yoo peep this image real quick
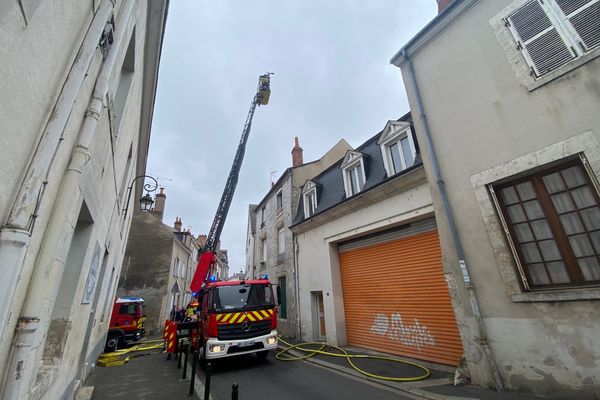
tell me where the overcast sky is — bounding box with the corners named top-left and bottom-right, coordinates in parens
top-left (147, 1), bottom-right (438, 274)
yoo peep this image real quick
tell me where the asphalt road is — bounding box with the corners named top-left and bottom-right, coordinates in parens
top-left (198, 350), bottom-right (416, 400)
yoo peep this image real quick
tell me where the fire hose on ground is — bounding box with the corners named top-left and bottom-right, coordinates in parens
top-left (276, 336), bottom-right (431, 382)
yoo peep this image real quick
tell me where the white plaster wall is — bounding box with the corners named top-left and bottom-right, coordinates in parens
top-left (399, 0), bottom-right (600, 395)
top-left (0, 1), bottom-right (157, 397)
top-left (0, 1), bottom-right (93, 225)
top-left (296, 178), bottom-right (434, 345)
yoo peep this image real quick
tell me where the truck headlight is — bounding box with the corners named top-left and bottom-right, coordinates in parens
top-left (266, 336), bottom-right (277, 345)
top-left (209, 344), bottom-right (224, 353)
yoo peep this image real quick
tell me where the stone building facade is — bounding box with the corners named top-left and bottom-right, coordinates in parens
top-left (246, 138), bottom-right (351, 338)
top-left (119, 196), bottom-right (199, 334)
top-left (0, 1), bottom-right (168, 398)
top-left (392, 0), bottom-right (600, 396)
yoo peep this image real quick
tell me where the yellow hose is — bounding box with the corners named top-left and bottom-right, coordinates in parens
top-left (276, 337), bottom-right (431, 382)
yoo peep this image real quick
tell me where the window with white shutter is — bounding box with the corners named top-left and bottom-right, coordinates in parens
top-left (504, 0), bottom-right (600, 78)
top-left (555, 0), bottom-right (600, 51)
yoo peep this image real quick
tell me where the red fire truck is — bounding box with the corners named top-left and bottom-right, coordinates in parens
top-left (105, 296), bottom-right (146, 352)
top-left (196, 278), bottom-right (278, 362)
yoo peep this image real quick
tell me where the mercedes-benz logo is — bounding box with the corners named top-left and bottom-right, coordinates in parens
top-left (241, 321), bottom-right (251, 332)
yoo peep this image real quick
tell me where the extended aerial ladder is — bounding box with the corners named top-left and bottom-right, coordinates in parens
top-left (190, 73), bottom-right (272, 292)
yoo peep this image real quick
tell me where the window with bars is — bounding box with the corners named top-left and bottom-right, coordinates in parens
top-left (492, 158), bottom-right (600, 289)
top-left (504, 0), bottom-right (600, 78)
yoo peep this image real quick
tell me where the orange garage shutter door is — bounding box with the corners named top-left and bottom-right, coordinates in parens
top-left (339, 229), bottom-right (463, 366)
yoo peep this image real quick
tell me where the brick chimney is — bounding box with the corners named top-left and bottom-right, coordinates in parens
top-left (437, 0), bottom-right (453, 13)
top-left (153, 187), bottom-right (166, 222)
top-left (174, 217), bottom-right (182, 232)
top-left (291, 137), bottom-right (303, 167)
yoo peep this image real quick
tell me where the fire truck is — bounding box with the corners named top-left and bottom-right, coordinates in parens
top-left (196, 278), bottom-right (278, 361)
top-left (185, 73), bottom-right (277, 363)
top-left (105, 296), bottom-right (146, 352)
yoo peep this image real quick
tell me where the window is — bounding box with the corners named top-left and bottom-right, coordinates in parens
top-left (378, 121), bottom-right (417, 177)
top-left (491, 158), bottom-right (600, 289)
top-left (112, 29), bottom-right (135, 132)
top-left (504, 0), bottom-right (600, 78)
top-left (276, 190), bottom-right (283, 211)
top-left (341, 151), bottom-right (367, 197)
top-left (260, 206), bottom-right (265, 227)
top-left (278, 277), bottom-right (287, 319)
top-left (277, 227), bottom-right (285, 263)
top-left (261, 238), bottom-right (267, 265)
top-left (302, 181), bottom-right (318, 217)
top-left (173, 257), bottom-right (180, 277)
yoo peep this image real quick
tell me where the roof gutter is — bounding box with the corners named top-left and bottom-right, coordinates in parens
top-left (400, 48), bottom-right (503, 391)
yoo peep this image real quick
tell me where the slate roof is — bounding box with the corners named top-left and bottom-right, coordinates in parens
top-left (292, 112), bottom-right (420, 226)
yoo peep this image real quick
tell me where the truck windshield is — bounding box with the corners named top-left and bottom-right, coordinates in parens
top-left (212, 284), bottom-right (274, 311)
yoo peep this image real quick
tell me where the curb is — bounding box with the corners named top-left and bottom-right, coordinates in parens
top-left (276, 345), bottom-right (474, 400)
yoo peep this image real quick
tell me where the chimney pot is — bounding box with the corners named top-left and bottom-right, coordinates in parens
top-left (291, 136), bottom-right (304, 167)
top-left (174, 216), bottom-right (182, 231)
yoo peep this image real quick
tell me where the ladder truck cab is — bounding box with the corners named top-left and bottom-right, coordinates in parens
top-left (105, 296), bottom-right (146, 352)
top-left (198, 277), bottom-right (277, 361)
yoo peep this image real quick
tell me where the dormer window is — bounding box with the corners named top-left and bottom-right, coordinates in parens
top-left (341, 151), bottom-right (367, 197)
top-left (378, 121), bottom-right (417, 177)
top-left (302, 181), bottom-right (318, 217)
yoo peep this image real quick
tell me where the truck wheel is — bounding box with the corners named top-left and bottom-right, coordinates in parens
top-left (256, 350), bottom-right (269, 361)
top-left (105, 334), bottom-right (121, 353)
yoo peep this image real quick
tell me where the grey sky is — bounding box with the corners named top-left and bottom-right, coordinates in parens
top-left (147, 1), bottom-right (437, 274)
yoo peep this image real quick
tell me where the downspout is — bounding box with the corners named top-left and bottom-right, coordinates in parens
top-left (0, 0), bottom-right (116, 349)
top-left (2, 1), bottom-right (138, 398)
top-left (400, 48), bottom-right (503, 391)
top-left (293, 236), bottom-right (302, 340)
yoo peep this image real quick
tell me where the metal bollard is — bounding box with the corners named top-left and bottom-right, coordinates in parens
top-left (178, 341), bottom-right (182, 369)
top-left (204, 363), bottom-right (212, 400)
top-left (189, 349), bottom-right (198, 397)
top-left (231, 383), bottom-right (239, 400)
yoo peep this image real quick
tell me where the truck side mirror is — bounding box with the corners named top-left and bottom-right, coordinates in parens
top-left (276, 286), bottom-right (282, 305)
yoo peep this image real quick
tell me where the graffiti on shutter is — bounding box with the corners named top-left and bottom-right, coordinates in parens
top-left (370, 312), bottom-right (436, 352)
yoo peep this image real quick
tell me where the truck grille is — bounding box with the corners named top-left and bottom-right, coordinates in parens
top-left (217, 320), bottom-right (271, 340)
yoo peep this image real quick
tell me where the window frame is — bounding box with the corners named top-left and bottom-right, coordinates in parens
top-left (503, 0), bottom-right (600, 79)
top-left (261, 237), bottom-right (267, 264)
top-left (277, 226), bottom-right (285, 263)
top-left (378, 123), bottom-right (417, 177)
top-left (490, 157), bottom-right (600, 290)
top-left (303, 181), bottom-right (318, 217)
top-left (276, 189), bottom-right (283, 212)
top-left (341, 151), bottom-right (367, 197)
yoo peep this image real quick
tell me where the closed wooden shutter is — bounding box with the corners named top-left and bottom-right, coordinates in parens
top-left (555, 0), bottom-right (600, 51)
top-left (506, 0), bottom-right (576, 76)
top-left (339, 229), bottom-right (463, 366)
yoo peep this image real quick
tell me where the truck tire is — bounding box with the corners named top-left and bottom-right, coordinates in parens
top-left (105, 333), bottom-right (121, 353)
top-left (256, 350), bottom-right (269, 361)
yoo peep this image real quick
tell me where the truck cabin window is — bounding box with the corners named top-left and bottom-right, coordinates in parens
top-left (212, 284), bottom-right (274, 311)
top-left (119, 304), bottom-right (141, 316)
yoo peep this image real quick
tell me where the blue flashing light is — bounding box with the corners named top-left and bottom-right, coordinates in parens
top-left (208, 275), bottom-right (217, 282)
top-left (259, 274), bottom-right (269, 280)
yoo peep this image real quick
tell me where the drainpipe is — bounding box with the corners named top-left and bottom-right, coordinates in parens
top-left (401, 49), bottom-right (504, 391)
top-left (0, 0), bottom-right (116, 350)
top-left (2, 1), bottom-right (137, 398)
top-left (293, 236), bottom-right (302, 340)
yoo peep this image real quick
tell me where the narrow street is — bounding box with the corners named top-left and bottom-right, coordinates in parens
top-left (197, 350), bottom-right (417, 400)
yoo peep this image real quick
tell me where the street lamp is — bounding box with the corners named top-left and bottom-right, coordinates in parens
top-left (122, 175), bottom-right (158, 219)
